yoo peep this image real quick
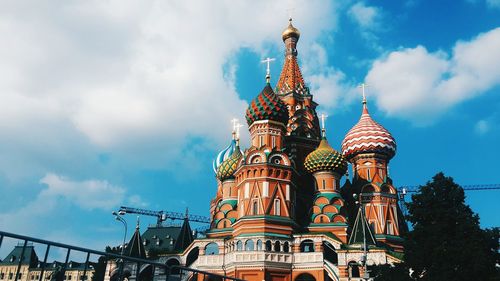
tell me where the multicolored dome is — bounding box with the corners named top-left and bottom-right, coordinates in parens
top-left (216, 148), bottom-right (243, 181)
top-left (305, 137), bottom-right (347, 174)
top-left (282, 18), bottom-right (300, 41)
top-left (213, 138), bottom-right (242, 173)
top-left (341, 102), bottom-right (396, 160)
top-left (245, 83), bottom-right (289, 126)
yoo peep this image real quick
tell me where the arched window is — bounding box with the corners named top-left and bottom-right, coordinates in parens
top-left (348, 261), bottom-right (360, 278)
top-left (300, 240), bottom-right (315, 252)
top-left (265, 240), bottom-right (272, 251)
top-left (283, 242), bottom-right (290, 253)
top-left (252, 200), bottom-right (258, 215)
top-left (386, 221), bottom-right (394, 235)
top-left (274, 241), bottom-right (281, 252)
top-left (322, 179), bottom-right (326, 189)
top-left (271, 136), bottom-right (276, 148)
top-left (256, 240), bottom-right (263, 251)
top-left (367, 168), bottom-right (371, 181)
top-left (274, 199), bottom-right (281, 216)
top-left (205, 243), bottom-right (219, 255)
top-left (245, 240), bottom-right (254, 251)
top-left (236, 240), bottom-right (243, 251)
top-left (295, 273), bottom-right (315, 281)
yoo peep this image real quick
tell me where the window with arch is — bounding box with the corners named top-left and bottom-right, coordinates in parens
top-left (236, 240), bottom-right (243, 251)
top-left (256, 240), bottom-right (263, 251)
top-left (265, 240), bottom-right (272, 251)
top-left (271, 136), bottom-right (276, 148)
top-left (367, 168), bottom-right (371, 181)
top-left (259, 135), bottom-right (263, 147)
top-left (205, 243), bottom-right (219, 255)
top-left (387, 221), bottom-right (394, 235)
top-left (245, 240), bottom-right (254, 251)
top-left (348, 261), bottom-right (360, 278)
top-left (274, 241), bottom-right (280, 252)
top-left (283, 241), bottom-right (290, 253)
top-left (274, 199), bottom-right (281, 216)
top-left (252, 200), bottom-right (258, 215)
top-left (322, 179), bottom-right (326, 189)
top-left (295, 273), bottom-right (315, 281)
top-left (370, 221), bottom-right (376, 234)
top-left (300, 240), bottom-right (315, 252)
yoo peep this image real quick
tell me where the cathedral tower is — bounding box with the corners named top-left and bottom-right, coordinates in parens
top-left (341, 88), bottom-right (404, 250)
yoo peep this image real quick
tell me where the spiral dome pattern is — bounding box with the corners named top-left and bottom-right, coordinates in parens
top-left (305, 137), bottom-right (347, 174)
top-left (216, 148), bottom-right (243, 181)
top-left (341, 104), bottom-right (396, 160)
top-left (245, 83), bottom-right (289, 126)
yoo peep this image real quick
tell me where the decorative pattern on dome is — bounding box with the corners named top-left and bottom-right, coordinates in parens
top-left (213, 139), bottom-right (241, 173)
top-left (245, 84), bottom-right (289, 126)
top-left (216, 148), bottom-right (243, 181)
top-left (341, 104), bottom-right (396, 160)
top-left (275, 56), bottom-right (306, 96)
top-left (304, 137), bottom-right (347, 174)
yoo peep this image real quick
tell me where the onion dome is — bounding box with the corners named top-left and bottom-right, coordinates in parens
top-left (245, 83), bottom-right (289, 126)
top-left (213, 138), bottom-right (242, 173)
top-left (305, 137), bottom-right (348, 174)
top-left (282, 18), bottom-right (300, 41)
top-left (216, 148), bottom-right (243, 181)
top-left (341, 100), bottom-right (396, 160)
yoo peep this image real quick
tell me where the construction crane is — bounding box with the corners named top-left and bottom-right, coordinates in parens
top-left (118, 206), bottom-right (211, 227)
top-left (396, 183), bottom-right (500, 216)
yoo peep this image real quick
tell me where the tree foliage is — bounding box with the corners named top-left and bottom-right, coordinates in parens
top-left (373, 172), bottom-right (499, 281)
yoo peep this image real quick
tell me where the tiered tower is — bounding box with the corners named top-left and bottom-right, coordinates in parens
top-left (341, 88), bottom-right (404, 250)
top-left (195, 20), bottom-right (406, 281)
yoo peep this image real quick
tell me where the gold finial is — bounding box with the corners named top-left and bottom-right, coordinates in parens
top-left (282, 18), bottom-right (300, 41)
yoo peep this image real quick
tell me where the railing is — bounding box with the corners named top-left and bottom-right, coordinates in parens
top-left (0, 231), bottom-right (244, 281)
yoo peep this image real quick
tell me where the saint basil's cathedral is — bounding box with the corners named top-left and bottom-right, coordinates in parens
top-left (186, 19), bottom-right (407, 281)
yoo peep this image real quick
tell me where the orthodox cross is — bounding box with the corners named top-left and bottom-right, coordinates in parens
top-left (320, 113), bottom-right (328, 137)
top-left (231, 118), bottom-right (239, 132)
top-left (286, 8), bottom-right (295, 20)
top-left (261, 57), bottom-right (276, 83)
top-left (358, 83), bottom-right (368, 103)
top-left (235, 123), bottom-right (243, 141)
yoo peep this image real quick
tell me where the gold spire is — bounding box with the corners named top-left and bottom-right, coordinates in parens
top-left (282, 18), bottom-right (300, 42)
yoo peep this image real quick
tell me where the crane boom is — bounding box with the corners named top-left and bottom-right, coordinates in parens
top-left (398, 183), bottom-right (500, 194)
top-left (118, 206), bottom-right (210, 226)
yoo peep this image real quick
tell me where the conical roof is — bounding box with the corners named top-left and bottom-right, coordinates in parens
top-left (173, 218), bottom-right (194, 252)
top-left (304, 137), bottom-right (347, 174)
top-left (245, 83), bottom-right (289, 126)
top-left (125, 225), bottom-right (147, 259)
top-left (341, 101), bottom-right (396, 160)
top-left (349, 206), bottom-right (377, 246)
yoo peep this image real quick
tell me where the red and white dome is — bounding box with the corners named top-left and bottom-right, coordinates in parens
top-left (341, 101), bottom-right (396, 160)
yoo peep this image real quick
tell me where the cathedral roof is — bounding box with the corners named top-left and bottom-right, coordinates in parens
top-left (216, 146), bottom-right (242, 181)
top-left (125, 224), bottom-right (147, 259)
top-left (213, 138), bottom-right (241, 173)
top-left (341, 100), bottom-right (396, 160)
top-left (304, 137), bottom-right (347, 174)
top-left (348, 205), bottom-right (377, 246)
top-left (282, 18), bottom-right (300, 41)
top-left (245, 83), bottom-right (289, 126)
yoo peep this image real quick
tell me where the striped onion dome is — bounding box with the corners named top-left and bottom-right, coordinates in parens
top-left (305, 137), bottom-right (347, 174)
top-left (341, 101), bottom-right (396, 160)
top-left (245, 83), bottom-right (289, 126)
top-left (213, 138), bottom-right (242, 173)
top-left (216, 147), bottom-right (243, 181)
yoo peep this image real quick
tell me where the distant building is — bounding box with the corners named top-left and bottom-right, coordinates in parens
top-left (103, 218), bottom-right (194, 281)
top-left (0, 245), bottom-right (95, 281)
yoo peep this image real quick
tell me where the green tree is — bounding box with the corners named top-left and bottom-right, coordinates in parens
top-left (374, 172), bottom-right (499, 281)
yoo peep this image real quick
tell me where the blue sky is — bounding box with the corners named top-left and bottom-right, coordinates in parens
top-left (0, 0), bottom-right (499, 252)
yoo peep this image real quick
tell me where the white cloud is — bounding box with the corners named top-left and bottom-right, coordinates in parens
top-left (0, 1), bottom-right (339, 181)
top-left (365, 27), bottom-right (500, 125)
top-left (348, 2), bottom-right (381, 29)
top-left (475, 120), bottom-right (490, 135)
top-left (39, 173), bottom-right (126, 210)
